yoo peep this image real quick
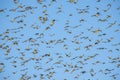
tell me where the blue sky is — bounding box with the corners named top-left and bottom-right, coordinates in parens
top-left (0, 0), bottom-right (120, 80)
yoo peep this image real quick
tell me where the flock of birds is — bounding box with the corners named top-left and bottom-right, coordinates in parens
top-left (0, 0), bottom-right (120, 80)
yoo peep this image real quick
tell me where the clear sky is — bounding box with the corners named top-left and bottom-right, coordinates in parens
top-left (0, 0), bottom-right (120, 80)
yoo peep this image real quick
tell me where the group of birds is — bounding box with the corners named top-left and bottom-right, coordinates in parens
top-left (0, 0), bottom-right (120, 80)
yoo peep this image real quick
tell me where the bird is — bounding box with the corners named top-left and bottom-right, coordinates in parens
top-left (0, 0), bottom-right (120, 80)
